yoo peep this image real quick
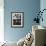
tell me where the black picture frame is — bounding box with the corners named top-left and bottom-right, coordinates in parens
top-left (11, 12), bottom-right (24, 28)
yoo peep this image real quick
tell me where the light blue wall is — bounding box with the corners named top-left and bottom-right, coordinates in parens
top-left (40, 0), bottom-right (46, 27)
top-left (4, 0), bottom-right (40, 42)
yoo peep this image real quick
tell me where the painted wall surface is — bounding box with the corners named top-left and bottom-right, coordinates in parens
top-left (4, 0), bottom-right (40, 42)
top-left (0, 0), bottom-right (4, 42)
top-left (40, 0), bottom-right (46, 27)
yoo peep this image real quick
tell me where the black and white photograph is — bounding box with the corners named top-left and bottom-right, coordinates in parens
top-left (11, 12), bottom-right (24, 28)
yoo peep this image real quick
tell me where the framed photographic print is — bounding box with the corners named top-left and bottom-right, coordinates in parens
top-left (11, 12), bottom-right (24, 28)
